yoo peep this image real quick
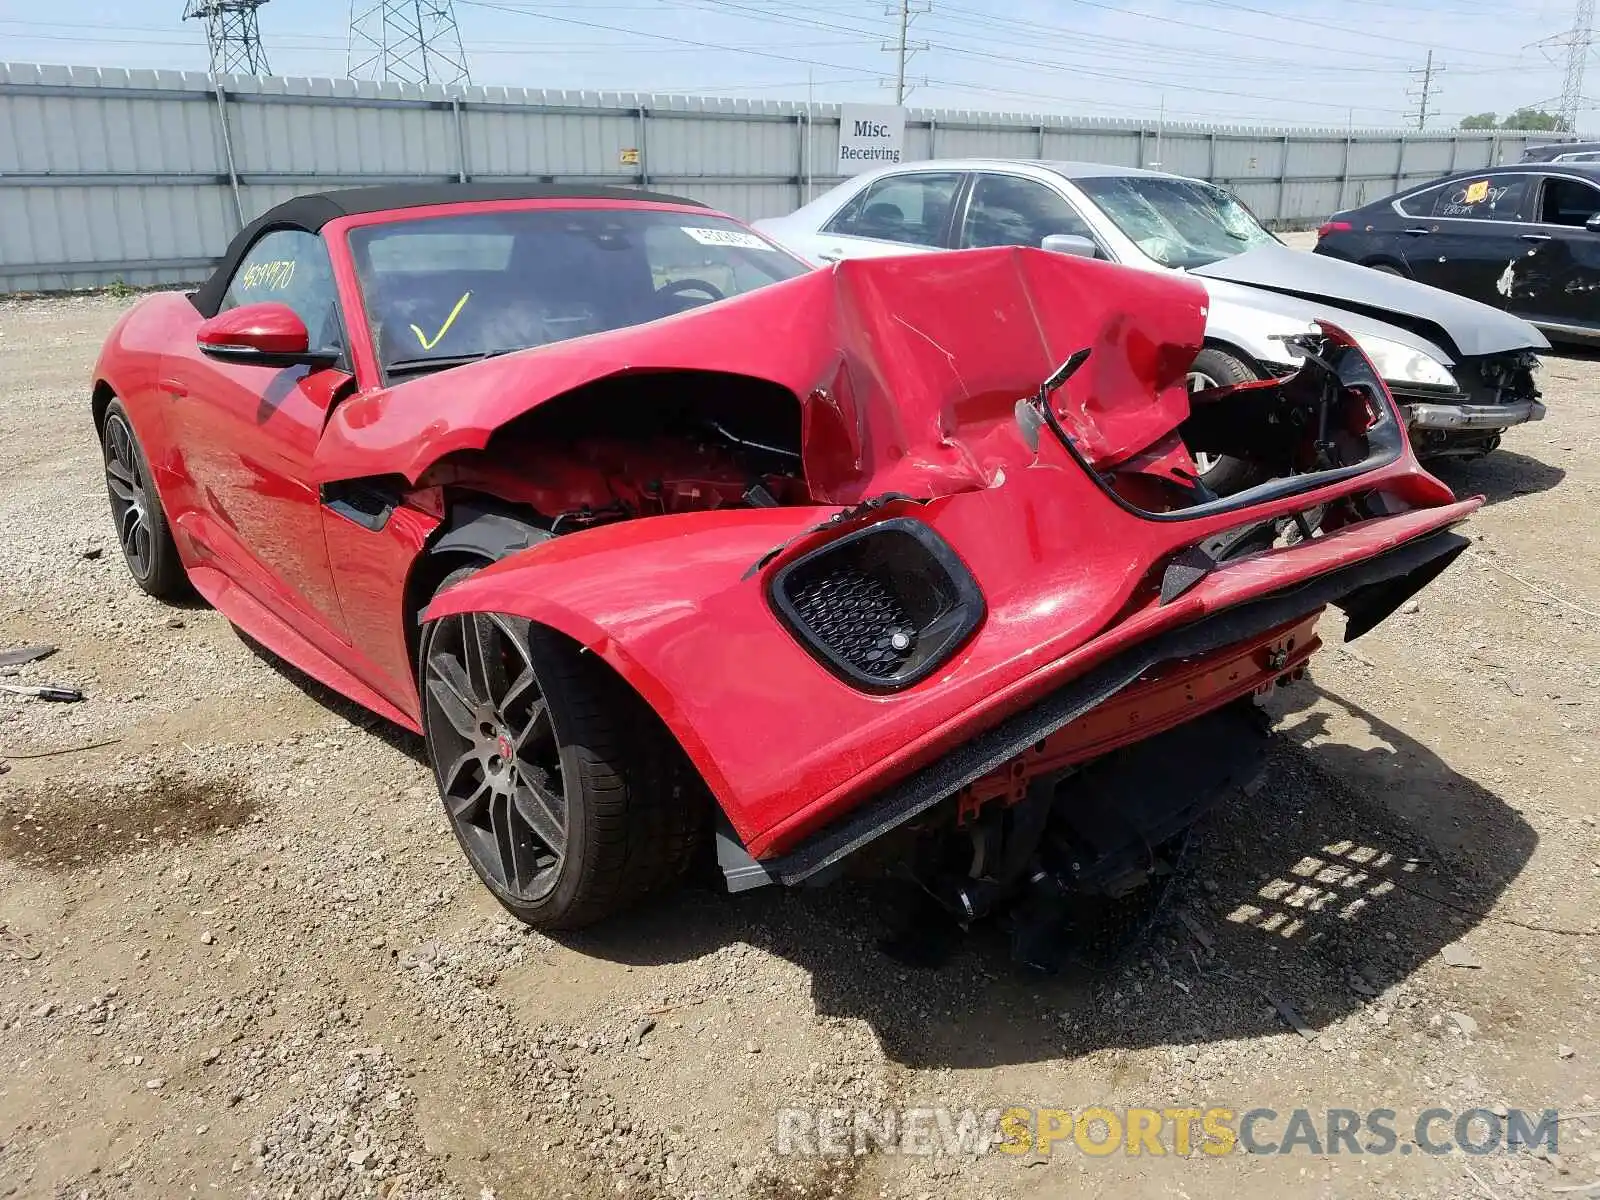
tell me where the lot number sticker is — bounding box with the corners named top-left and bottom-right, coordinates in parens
top-left (681, 227), bottom-right (776, 250)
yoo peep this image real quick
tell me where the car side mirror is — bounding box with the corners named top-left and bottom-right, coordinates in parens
top-left (1586, 213), bottom-right (1600, 232)
top-left (1040, 233), bottom-right (1099, 259)
top-left (197, 301), bottom-right (339, 369)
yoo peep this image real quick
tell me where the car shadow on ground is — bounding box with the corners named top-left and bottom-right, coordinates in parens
top-left (1429, 450), bottom-right (1565, 507)
top-left (234, 631), bottom-right (430, 764)
top-left (1539, 342), bottom-right (1600, 364)
top-left (558, 676), bottom-right (1536, 1071)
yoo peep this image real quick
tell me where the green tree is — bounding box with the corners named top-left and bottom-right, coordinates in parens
top-left (1499, 108), bottom-right (1571, 131)
top-left (1459, 111), bottom-right (1498, 130)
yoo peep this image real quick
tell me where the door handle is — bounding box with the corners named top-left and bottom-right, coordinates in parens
top-left (158, 378), bottom-right (188, 397)
top-left (1520, 233), bottom-right (1552, 242)
top-left (815, 249), bottom-right (843, 263)
top-left (1402, 226), bottom-right (1433, 236)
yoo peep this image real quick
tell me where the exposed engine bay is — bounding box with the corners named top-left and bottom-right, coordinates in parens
top-left (418, 325), bottom-right (1406, 549)
top-left (418, 372), bottom-right (810, 531)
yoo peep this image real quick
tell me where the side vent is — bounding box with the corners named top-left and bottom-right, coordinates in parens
top-left (770, 517), bottom-right (984, 691)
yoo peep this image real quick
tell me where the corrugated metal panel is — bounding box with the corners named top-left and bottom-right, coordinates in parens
top-left (1, 61), bottom-right (1584, 290)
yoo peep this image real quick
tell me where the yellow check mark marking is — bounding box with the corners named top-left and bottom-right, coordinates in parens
top-left (410, 291), bottom-right (471, 350)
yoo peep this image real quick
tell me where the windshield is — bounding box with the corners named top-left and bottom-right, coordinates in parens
top-left (1075, 176), bottom-right (1279, 269)
top-left (348, 207), bottom-right (810, 377)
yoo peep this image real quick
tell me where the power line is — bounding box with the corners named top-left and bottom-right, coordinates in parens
top-left (459, 0), bottom-right (1443, 121)
top-left (1173, 0), bottom-right (1534, 62)
top-left (1407, 49), bottom-right (1445, 129)
top-left (935, 0), bottom-right (1518, 68)
top-left (675, 0), bottom-right (1427, 112)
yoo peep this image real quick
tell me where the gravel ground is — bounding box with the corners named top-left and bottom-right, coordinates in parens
top-left (1, 292), bottom-right (1598, 1200)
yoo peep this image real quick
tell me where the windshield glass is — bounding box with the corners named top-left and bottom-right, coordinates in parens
top-left (348, 207), bottom-right (810, 376)
top-left (1075, 176), bottom-right (1279, 268)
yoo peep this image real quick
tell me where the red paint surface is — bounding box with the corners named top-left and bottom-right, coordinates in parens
top-left (957, 613), bottom-right (1321, 817)
top-left (312, 244), bottom-right (1205, 498)
top-left (90, 194), bottom-right (1480, 859)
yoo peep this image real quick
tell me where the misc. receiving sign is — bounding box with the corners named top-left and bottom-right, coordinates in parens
top-left (838, 104), bottom-right (906, 175)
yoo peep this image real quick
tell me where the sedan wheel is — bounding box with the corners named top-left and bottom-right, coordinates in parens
top-left (423, 610), bottom-right (568, 903)
top-left (1183, 348), bottom-right (1271, 496)
top-left (1184, 370), bottom-right (1222, 475)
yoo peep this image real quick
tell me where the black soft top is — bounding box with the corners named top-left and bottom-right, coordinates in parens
top-left (191, 183), bottom-right (708, 316)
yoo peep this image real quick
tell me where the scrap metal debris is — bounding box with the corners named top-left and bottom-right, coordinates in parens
top-left (1177, 909), bottom-right (1216, 953)
top-left (0, 924), bottom-right (42, 961)
top-left (1441, 940), bottom-right (1485, 969)
top-left (1264, 991), bottom-right (1319, 1042)
top-left (0, 683), bottom-right (84, 703)
top-left (0, 644), bottom-right (56, 668)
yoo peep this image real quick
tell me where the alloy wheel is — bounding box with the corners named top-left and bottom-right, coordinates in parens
top-left (423, 611), bottom-right (568, 902)
top-left (103, 413), bottom-right (153, 580)
top-left (1184, 370), bottom-right (1220, 475)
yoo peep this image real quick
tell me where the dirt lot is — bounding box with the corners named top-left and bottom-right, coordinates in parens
top-left (1, 293), bottom-right (1597, 1200)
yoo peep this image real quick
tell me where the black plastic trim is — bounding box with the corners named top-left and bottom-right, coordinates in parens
top-left (433, 501), bottom-right (551, 562)
top-left (321, 480), bottom-right (398, 531)
top-left (760, 526), bottom-right (1470, 886)
top-left (768, 516), bottom-right (985, 692)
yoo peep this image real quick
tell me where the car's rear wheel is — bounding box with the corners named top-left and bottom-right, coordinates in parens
top-left (420, 581), bottom-right (703, 929)
top-left (101, 399), bottom-right (187, 600)
top-left (1186, 348), bottom-right (1270, 496)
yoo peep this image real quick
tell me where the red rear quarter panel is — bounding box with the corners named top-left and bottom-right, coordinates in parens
top-left (93, 291), bottom-right (203, 494)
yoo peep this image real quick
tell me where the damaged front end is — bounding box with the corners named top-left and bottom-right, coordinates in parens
top-left (412, 247), bottom-right (1478, 954)
top-left (1400, 347), bottom-right (1545, 460)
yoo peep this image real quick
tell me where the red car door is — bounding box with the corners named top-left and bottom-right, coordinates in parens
top-left (160, 229), bottom-right (353, 641)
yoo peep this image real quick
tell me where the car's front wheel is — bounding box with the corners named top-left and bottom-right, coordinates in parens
top-left (419, 594), bottom-right (704, 930)
top-left (1186, 348), bottom-right (1270, 496)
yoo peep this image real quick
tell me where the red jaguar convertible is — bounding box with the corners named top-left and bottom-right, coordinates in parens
top-left (91, 184), bottom-right (1477, 942)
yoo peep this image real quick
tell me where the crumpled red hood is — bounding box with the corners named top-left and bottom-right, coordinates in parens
top-left (314, 246), bottom-right (1207, 502)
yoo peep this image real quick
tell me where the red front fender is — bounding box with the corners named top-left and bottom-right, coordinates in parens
top-left (421, 448), bottom-right (1479, 859)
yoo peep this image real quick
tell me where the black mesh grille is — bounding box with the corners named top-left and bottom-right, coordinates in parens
top-left (787, 565), bottom-right (916, 679)
top-left (770, 517), bottom-right (985, 691)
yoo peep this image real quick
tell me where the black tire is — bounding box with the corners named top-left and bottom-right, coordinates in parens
top-left (420, 570), bottom-right (704, 930)
top-left (1185, 347), bottom-right (1270, 496)
top-left (1367, 263), bottom-right (1406, 277)
top-left (100, 398), bottom-right (187, 600)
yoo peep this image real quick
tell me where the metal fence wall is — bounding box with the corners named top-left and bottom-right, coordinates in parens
top-left (0, 61), bottom-right (1558, 292)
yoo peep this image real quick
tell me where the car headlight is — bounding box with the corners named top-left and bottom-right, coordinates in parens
top-left (1353, 334), bottom-right (1458, 390)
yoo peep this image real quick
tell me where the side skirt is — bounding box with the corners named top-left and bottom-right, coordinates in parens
top-left (187, 564), bottom-right (422, 733)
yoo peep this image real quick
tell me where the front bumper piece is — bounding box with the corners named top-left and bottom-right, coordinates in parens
top-left (720, 525), bottom-right (1470, 891)
top-left (1405, 399), bottom-right (1546, 431)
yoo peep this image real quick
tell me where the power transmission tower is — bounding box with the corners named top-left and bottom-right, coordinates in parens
top-left (1560, 0), bottom-right (1595, 130)
top-left (347, 0), bottom-right (471, 86)
top-left (881, 0), bottom-right (929, 104)
top-left (184, 0), bottom-right (272, 77)
top-left (1531, 0), bottom-right (1595, 131)
top-left (1406, 49), bottom-right (1444, 130)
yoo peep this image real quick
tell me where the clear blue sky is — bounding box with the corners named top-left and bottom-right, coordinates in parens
top-left (0, 0), bottom-right (1587, 129)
